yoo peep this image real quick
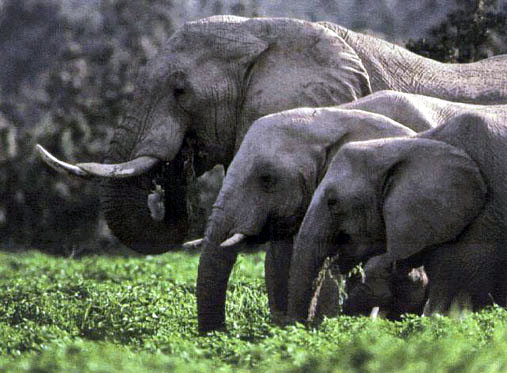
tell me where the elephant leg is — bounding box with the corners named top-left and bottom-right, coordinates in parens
top-left (265, 239), bottom-right (293, 322)
top-left (424, 242), bottom-right (502, 315)
top-left (423, 284), bottom-right (453, 316)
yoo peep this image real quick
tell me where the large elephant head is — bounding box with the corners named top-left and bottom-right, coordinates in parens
top-left (287, 137), bottom-right (486, 321)
top-left (38, 16), bottom-right (370, 254)
top-left (196, 108), bottom-right (415, 332)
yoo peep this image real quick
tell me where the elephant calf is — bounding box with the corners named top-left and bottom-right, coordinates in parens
top-left (196, 105), bottom-right (430, 332)
top-left (288, 106), bottom-right (507, 321)
top-left (197, 91), bottom-right (507, 332)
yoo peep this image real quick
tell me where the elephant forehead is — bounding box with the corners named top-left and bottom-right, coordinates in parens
top-left (242, 129), bottom-right (288, 155)
top-left (327, 149), bottom-right (364, 178)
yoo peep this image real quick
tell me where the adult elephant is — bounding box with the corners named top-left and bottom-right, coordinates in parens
top-left (38, 15), bottom-right (507, 255)
top-left (287, 107), bottom-right (507, 322)
top-left (197, 91), bottom-right (507, 331)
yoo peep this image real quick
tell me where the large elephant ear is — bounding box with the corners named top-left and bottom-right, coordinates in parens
top-left (239, 17), bottom-right (371, 116)
top-left (380, 138), bottom-right (487, 261)
top-left (183, 16), bottom-right (371, 129)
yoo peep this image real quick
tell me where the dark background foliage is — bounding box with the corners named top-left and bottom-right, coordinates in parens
top-left (0, 0), bottom-right (505, 255)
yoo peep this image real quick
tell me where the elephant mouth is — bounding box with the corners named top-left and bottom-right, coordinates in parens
top-left (324, 231), bottom-right (385, 273)
top-left (37, 141), bottom-right (201, 254)
top-left (100, 153), bottom-right (190, 254)
top-left (241, 215), bottom-right (304, 245)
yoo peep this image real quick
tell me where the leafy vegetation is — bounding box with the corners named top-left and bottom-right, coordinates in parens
top-left (0, 251), bottom-right (506, 372)
top-left (0, 0), bottom-right (176, 253)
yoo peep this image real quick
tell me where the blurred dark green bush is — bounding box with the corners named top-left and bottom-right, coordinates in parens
top-left (406, 0), bottom-right (507, 62)
top-left (0, 0), bottom-right (175, 253)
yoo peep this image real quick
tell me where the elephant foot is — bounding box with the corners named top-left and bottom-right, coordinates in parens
top-left (270, 311), bottom-right (296, 327)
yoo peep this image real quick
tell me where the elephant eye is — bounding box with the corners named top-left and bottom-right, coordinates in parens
top-left (170, 71), bottom-right (187, 101)
top-left (173, 87), bottom-right (185, 99)
top-left (327, 197), bottom-right (338, 208)
top-left (259, 173), bottom-right (277, 191)
top-left (327, 197), bottom-right (340, 214)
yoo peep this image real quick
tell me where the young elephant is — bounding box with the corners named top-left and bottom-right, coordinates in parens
top-left (288, 109), bottom-right (507, 322)
top-left (197, 92), bottom-right (507, 332)
top-left (197, 107), bottom-right (419, 332)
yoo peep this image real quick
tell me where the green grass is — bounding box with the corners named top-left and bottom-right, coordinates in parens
top-left (0, 250), bottom-right (506, 372)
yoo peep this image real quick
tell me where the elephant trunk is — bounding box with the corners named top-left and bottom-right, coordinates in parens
top-left (196, 205), bottom-right (238, 333)
top-left (100, 107), bottom-right (190, 254)
top-left (287, 200), bottom-right (335, 322)
top-left (101, 154), bottom-right (189, 254)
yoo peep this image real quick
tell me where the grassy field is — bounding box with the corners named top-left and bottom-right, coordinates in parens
top-left (0, 250), bottom-right (506, 372)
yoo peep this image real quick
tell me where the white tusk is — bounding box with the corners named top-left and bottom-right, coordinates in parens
top-left (220, 233), bottom-right (246, 247)
top-left (183, 238), bottom-right (203, 250)
top-left (36, 144), bottom-right (89, 177)
top-left (370, 306), bottom-right (380, 319)
top-left (36, 144), bottom-right (159, 179)
top-left (77, 156), bottom-right (159, 178)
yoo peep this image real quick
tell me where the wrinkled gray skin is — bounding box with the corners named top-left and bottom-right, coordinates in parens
top-left (288, 103), bottom-right (507, 322)
top-left (199, 107), bottom-right (417, 330)
top-left (198, 90), bottom-right (507, 331)
top-left (41, 16), bottom-right (507, 255)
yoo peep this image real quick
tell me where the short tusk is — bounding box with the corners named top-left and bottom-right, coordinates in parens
top-left (370, 306), bottom-right (380, 319)
top-left (220, 233), bottom-right (246, 248)
top-left (183, 238), bottom-right (203, 250)
top-left (37, 144), bottom-right (160, 178)
top-left (36, 144), bottom-right (89, 178)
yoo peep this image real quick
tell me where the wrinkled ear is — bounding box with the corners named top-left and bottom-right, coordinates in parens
top-left (183, 16), bottom-right (268, 66)
top-left (381, 139), bottom-right (486, 261)
top-left (234, 18), bottom-right (371, 121)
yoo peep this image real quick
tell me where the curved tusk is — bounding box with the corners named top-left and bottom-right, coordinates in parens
top-left (37, 144), bottom-right (159, 178)
top-left (77, 157), bottom-right (159, 178)
top-left (183, 238), bottom-right (203, 250)
top-left (370, 306), bottom-right (380, 319)
top-left (220, 233), bottom-right (246, 248)
top-left (37, 144), bottom-right (89, 177)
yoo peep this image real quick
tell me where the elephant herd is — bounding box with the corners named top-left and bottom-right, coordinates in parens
top-left (37, 16), bottom-right (507, 333)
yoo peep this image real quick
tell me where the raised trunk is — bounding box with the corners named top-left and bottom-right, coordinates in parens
top-left (324, 24), bottom-right (507, 104)
top-left (196, 206), bottom-right (238, 333)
